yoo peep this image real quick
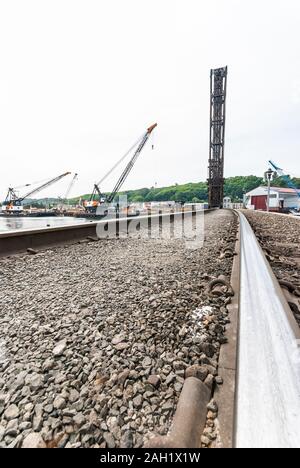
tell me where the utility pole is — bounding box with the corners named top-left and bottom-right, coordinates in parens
top-left (265, 168), bottom-right (274, 212)
top-left (208, 66), bottom-right (228, 208)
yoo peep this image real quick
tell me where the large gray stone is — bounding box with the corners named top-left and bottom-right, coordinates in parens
top-left (22, 432), bottom-right (46, 448)
top-left (53, 340), bottom-right (67, 356)
top-left (4, 404), bottom-right (19, 421)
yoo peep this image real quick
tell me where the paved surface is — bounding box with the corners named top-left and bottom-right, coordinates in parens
top-left (236, 213), bottom-right (300, 448)
top-left (0, 210), bottom-right (237, 448)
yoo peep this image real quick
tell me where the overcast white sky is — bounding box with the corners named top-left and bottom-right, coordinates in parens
top-left (0, 0), bottom-right (300, 198)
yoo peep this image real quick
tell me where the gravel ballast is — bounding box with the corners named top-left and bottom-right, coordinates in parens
top-left (0, 210), bottom-right (237, 448)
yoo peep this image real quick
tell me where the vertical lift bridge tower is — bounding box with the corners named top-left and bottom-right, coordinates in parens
top-left (208, 66), bottom-right (228, 208)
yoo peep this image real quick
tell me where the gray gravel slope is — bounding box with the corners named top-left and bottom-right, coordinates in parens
top-left (0, 210), bottom-right (237, 448)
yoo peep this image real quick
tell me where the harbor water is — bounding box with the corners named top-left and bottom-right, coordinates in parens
top-left (0, 216), bottom-right (91, 233)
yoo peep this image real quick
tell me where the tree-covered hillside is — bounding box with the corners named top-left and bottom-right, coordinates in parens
top-left (69, 175), bottom-right (267, 204)
top-left (4, 175), bottom-right (297, 207)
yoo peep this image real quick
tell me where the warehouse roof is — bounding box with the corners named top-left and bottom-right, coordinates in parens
top-left (270, 187), bottom-right (300, 194)
top-left (246, 186), bottom-right (300, 196)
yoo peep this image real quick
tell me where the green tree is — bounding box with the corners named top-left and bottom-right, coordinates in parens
top-left (131, 195), bottom-right (144, 202)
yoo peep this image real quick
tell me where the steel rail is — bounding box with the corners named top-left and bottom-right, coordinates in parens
top-left (235, 212), bottom-right (300, 448)
top-left (0, 209), bottom-right (212, 257)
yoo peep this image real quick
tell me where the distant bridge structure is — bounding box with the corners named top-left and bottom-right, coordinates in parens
top-left (208, 66), bottom-right (228, 208)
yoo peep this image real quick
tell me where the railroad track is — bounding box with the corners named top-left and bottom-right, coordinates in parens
top-left (1, 209), bottom-right (299, 448)
top-left (0, 209), bottom-right (212, 257)
top-left (235, 212), bottom-right (300, 448)
top-left (214, 211), bottom-right (300, 448)
top-left (151, 210), bottom-right (300, 448)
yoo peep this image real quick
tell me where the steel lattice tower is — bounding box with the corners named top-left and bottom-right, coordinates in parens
top-left (208, 66), bottom-right (228, 208)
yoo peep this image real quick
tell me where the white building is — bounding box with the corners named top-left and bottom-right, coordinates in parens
top-left (244, 186), bottom-right (300, 211)
top-left (223, 197), bottom-right (232, 208)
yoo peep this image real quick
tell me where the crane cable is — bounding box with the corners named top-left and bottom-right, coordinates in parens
top-left (64, 173), bottom-right (78, 200)
top-left (95, 132), bottom-right (145, 188)
top-left (151, 128), bottom-right (155, 150)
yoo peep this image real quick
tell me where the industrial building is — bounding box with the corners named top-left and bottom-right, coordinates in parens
top-left (244, 186), bottom-right (300, 212)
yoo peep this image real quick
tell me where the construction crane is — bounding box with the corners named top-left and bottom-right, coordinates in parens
top-left (268, 160), bottom-right (300, 214)
top-left (56, 173), bottom-right (79, 211)
top-left (63, 173), bottom-right (78, 206)
top-left (3, 171), bottom-right (71, 213)
top-left (269, 160), bottom-right (300, 199)
top-left (84, 123), bottom-right (157, 213)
